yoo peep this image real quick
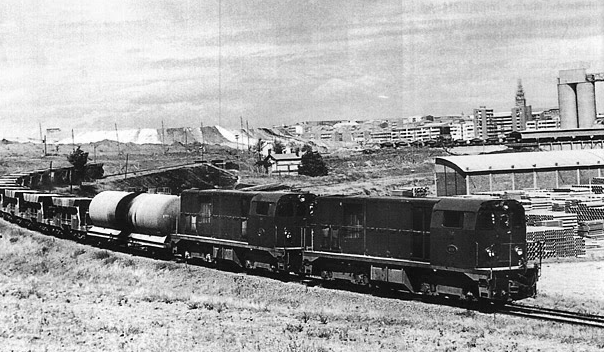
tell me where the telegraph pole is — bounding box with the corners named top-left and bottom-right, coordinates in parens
top-left (161, 120), bottom-right (166, 154)
top-left (246, 120), bottom-right (250, 153)
top-left (114, 123), bottom-right (121, 156)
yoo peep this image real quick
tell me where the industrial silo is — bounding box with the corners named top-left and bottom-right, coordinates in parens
top-left (558, 83), bottom-right (578, 129)
top-left (577, 81), bottom-right (596, 128)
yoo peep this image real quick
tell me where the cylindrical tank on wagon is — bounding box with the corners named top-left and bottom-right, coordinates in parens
top-left (89, 191), bottom-right (136, 230)
top-left (127, 193), bottom-right (179, 235)
top-left (557, 83), bottom-right (578, 129)
top-left (577, 81), bottom-right (596, 128)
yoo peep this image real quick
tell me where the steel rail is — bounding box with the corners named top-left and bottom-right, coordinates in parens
top-left (501, 303), bottom-right (604, 328)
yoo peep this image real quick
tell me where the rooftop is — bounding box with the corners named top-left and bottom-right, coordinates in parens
top-left (436, 149), bottom-right (604, 175)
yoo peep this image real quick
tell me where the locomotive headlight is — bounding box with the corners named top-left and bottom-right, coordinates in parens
top-left (514, 246), bottom-right (523, 256)
top-left (485, 247), bottom-right (496, 258)
top-left (284, 227), bottom-right (292, 240)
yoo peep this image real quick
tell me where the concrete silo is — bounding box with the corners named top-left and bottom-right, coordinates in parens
top-left (558, 83), bottom-right (578, 129)
top-left (577, 81), bottom-right (596, 128)
top-left (558, 69), bottom-right (602, 129)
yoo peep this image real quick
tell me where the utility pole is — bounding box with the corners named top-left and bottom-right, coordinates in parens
top-left (115, 123), bottom-right (121, 156)
top-left (218, 0), bottom-right (222, 127)
top-left (161, 120), bottom-right (166, 154)
top-left (124, 153), bottom-right (129, 179)
top-left (200, 120), bottom-right (204, 160)
top-left (39, 123), bottom-right (47, 157)
top-left (240, 116), bottom-right (244, 150)
top-left (246, 120), bottom-right (250, 153)
top-left (71, 129), bottom-right (75, 151)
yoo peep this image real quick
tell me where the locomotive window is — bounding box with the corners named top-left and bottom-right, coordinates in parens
top-left (199, 203), bottom-right (211, 224)
top-left (476, 211), bottom-right (495, 229)
top-left (442, 211), bottom-right (464, 228)
top-left (255, 201), bottom-right (271, 216)
top-left (276, 202), bottom-right (294, 217)
top-left (296, 202), bottom-right (307, 217)
top-left (509, 209), bottom-right (524, 228)
top-left (343, 203), bottom-right (363, 239)
top-left (189, 215), bottom-right (197, 231)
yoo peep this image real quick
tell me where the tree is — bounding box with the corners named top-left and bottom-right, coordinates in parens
top-left (298, 151), bottom-right (328, 177)
top-left (67, 146), bottom-right (89, 184)
top-left (273, 140), bottom-right (285, 154)
top-left (301, 143), bottom-right (313, 154)
top-left (252, 139), bottom-right (266, 160)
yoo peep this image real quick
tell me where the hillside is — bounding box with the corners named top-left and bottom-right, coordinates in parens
top-left (1, 222), bottom-right (602, 351)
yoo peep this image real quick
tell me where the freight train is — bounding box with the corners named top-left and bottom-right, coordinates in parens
top-left (0, 186), bottom-right (539, 302)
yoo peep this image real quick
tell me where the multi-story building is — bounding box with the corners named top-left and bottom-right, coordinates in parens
top-left (473, 106), bottom-right (496, 139)
top-left (524, 111), bottom-right (560, 130)
top-left (285, 125), bottom-right (304, 136)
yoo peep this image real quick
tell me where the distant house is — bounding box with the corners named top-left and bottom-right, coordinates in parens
top-left (265, 153), bottom-right (301, 175)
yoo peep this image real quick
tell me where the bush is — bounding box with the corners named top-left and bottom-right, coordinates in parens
top-left (298, 151), bottom-right (328, 177)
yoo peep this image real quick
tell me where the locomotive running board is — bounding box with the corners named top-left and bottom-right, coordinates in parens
top-left (128, 233), bottom-right (169, 249)
top-left (87, 226), bottom-right (122, 239)
top-left (303, 250), bottom-right (431, 269)
top-left (172, 233), bottom-right (298, 254)
top-left (304, 251), bottom-right (520, 274)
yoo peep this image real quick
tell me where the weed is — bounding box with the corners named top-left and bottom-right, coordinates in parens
top-left (307, 327), bottom-right (333, 339)
top-left (285, 323), bottom-right (304, 333)
top-left (91, 250), bottom-right (112, 260)
top-left (188, 301), bottom-right (202, 310)
top-left (299, 311), bottom-right (311, 323)
top-left (120, 258), bottom-right (136, 268)
top-left (103, 256), bottom-right (118, 265)
top-left (155, 262), bottom-right (179, 271)
top-left (202, 301), bottom-right (227, 312)
top-left (455, 309), bottom-right (476, 318)
top-left (70, 248), bottom-right (86, 258)
top-left (124, 325), bottom-right (142, 335)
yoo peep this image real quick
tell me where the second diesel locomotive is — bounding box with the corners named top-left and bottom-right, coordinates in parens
top-left (0, 187), bottom-right (539, 302)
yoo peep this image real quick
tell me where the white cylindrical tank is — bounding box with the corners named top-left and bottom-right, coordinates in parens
top-left (577, 81), bottom-right (596, 128)
top-left (558, 83), bottom-right (578, 129)
top-left (89, 191), bottom-right (135, 229)
top-left (127, 193), bottom-right (180, 235)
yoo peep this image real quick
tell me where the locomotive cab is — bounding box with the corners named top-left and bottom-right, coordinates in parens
top-left (474, 199), bottom-right (527, 270)
top-left (430, 198), bottom-right (527, 269)
top-left (430, 197), bottom-right (537, 300)
top-left (247, 192), bottom-right (312, 249)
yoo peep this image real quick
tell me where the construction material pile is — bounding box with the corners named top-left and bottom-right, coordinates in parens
top-left (505, 187), bottom-right (604, 260)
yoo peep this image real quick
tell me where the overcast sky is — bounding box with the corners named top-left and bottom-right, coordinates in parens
top-left (1, 0), bottom-right (603, 139)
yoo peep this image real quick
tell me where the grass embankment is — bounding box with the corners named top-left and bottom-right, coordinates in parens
top-left (0, 221), bottom-right (602, 352)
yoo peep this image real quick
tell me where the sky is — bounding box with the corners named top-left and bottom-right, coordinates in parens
top-left (1, 0), bottom-right (603, 140)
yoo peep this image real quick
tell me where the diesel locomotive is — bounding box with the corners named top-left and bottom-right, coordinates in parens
top-left (0, 186), bottom-right (538, 302)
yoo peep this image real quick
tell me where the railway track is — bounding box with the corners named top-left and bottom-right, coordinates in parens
top-left (501, 303), bottom-right (604, 328)
top-left (4, 215), bottom-right (601, 329)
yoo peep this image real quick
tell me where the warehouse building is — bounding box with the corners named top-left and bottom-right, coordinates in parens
top-left (435, 149), bottom-right (604, 196)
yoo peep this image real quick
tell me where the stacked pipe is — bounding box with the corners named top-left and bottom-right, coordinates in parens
top-left (566, 200), bottom-right (604, 222)
top-left (525, 210), bottom-right (578, 229)
top-left (526, 226), bottom-right (578, 259)
top-left (577, 220), bottom-right (604, 239)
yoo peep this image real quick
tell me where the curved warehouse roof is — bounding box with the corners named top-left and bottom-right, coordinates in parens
top-left (436, 149), bottom-right (604, 175)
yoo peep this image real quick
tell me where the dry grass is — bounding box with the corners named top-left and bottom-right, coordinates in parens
top-left (1, 143), bottom-right (603, 350)
top-left (1, 221), bottom-right (603, 351)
